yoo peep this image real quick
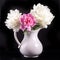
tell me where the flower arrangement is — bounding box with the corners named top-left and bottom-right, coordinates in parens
top-left (5, 3), bottom-right (55, 32)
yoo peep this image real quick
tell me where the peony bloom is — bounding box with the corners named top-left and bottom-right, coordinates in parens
top-left (19, 13), bottom-right (36, 31)
top-left (30, 3), bottom-right (55, 28)
top-left (5, 9), bottom-right (22, 32)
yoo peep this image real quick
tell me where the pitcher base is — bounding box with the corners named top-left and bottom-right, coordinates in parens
top-left (24, 55), bottom-right (39, 58)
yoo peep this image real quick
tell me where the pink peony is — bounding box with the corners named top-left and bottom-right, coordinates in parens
top-left (19, 13), bottom-right (36, 31)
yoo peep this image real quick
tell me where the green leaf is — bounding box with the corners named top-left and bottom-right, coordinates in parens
top-left (32, 24), bottom-right (40, 30)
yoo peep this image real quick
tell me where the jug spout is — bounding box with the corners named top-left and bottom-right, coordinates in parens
top-left (14, 31), bottom-right (21, 48)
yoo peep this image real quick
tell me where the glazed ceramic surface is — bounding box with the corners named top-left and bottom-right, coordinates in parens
top-left (14, 28), bottom-right (43, 58)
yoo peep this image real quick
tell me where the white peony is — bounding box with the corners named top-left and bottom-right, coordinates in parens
top-left (30, 3), bottom-right (55, 28)
top-left (5, 9), bottom-right (22, 32)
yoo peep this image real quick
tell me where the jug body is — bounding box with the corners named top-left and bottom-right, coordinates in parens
top-left (19, 28), bottom-right (43, 58)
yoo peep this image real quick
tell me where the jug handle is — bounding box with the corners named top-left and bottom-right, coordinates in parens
top-left (14, 31), bottom-right (21, 48)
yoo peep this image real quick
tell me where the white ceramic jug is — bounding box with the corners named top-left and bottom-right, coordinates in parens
top-left (14, 28), bottom-right (43, 58)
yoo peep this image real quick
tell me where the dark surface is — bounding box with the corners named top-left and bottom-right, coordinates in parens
top-left (0, 0), bottom-right (60, 60)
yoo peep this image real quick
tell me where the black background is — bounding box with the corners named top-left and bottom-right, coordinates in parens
top-left (0, 0), bottom-right (60, 60)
